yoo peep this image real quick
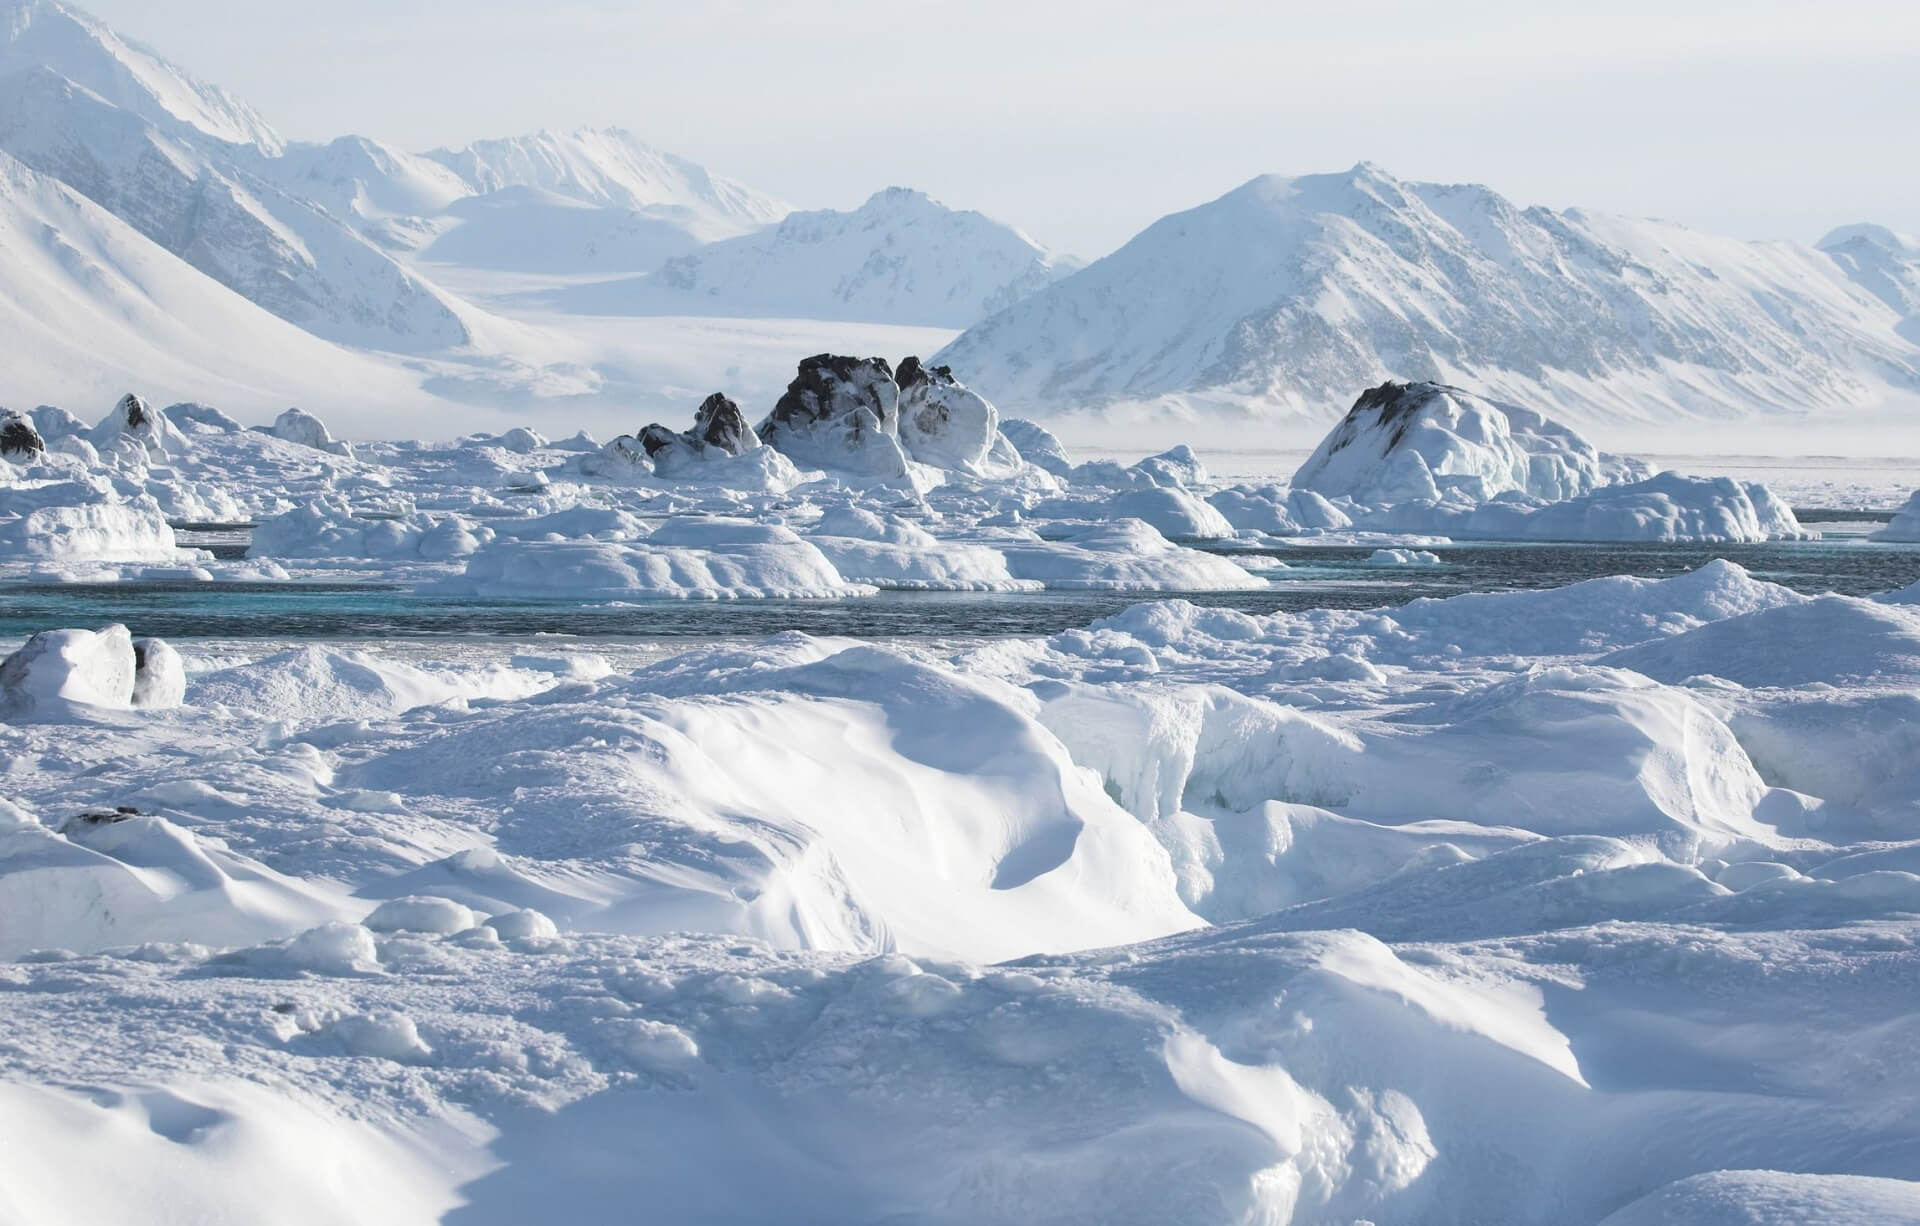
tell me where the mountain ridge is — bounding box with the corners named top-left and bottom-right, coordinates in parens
top-left (934, 162), bottom-right (1920, 429)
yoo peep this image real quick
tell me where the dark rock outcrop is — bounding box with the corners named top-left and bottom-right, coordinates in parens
top-left (755, 355), bottom-right (908, 477)
top-left (1, 408), bottom-right (46, 461)
top-left (692, 393), bottom-right (751, 454)
top-left (759, 355), bottom-right (898, 439)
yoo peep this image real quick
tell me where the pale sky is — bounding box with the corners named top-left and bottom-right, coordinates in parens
top-left (83, 0), bottom-right (1920, 259)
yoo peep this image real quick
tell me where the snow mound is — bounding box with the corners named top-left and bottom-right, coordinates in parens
top-left (435, 518), bottom-right (876, 600)
top-left (1, 406), bottom-right (46, 460)
top-left (1603, 596), bottom-right (1920, 688)
top-left (248, 498), bottom-right (494, 560)
top-left (189, 645), bottom-right (549, 724)
top-left (1873, 489), bottom-right (1920, 541)
top-left (0, 625), bottom-right (184, 717)
top-left (895, 356), bottom-right (999, 473)
top-left (998, 416), bottom-right (1071, 475)
top-left (0, 808), bottom-right (342, 957)
top-left (1599, 1170), bottom-right (1920, 1226)
top-left (1000, 521), bottom-right (1267, 591)
top-left (269, 408), bottom-right (351, 457)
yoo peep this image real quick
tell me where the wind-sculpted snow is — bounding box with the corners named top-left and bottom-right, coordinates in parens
top-left (9, 558), bottom-right (1920, 1219)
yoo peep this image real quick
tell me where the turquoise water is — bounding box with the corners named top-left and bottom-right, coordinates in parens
top-left (4, 536), bottom-right (1916, 642)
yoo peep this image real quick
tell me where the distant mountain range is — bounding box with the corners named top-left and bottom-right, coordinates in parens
top-left (934, 164), bottom-right (1920, 430)
top-left (552, 186), bottom-right (1076, 327)
top-left (1, 0), bottom-right (1915, 437)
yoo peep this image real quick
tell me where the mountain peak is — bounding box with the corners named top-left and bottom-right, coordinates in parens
top-left (0, 0), bottom-right (282, 151)
top-left (1820, 223), bottom-right (1918, 255)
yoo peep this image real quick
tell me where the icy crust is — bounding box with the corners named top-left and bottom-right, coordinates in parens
top-left (7, 563), bottom-right (1920, 1219)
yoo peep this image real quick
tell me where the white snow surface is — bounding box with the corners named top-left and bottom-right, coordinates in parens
top-left (7, 554), bottom-right (1920, 1221)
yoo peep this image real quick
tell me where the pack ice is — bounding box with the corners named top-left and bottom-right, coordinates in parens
top-left (5, 363), bottom-right (1917, 1226)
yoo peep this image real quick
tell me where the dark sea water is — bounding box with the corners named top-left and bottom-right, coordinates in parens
top-left (5, 533), bottom-right (1917, 643)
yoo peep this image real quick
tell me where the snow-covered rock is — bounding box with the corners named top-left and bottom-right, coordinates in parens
top-left (757, 354), bottom-right (910, 478)
top-left (0, 406), bottom-right (45, 460)
top-left (894, 356), bottom-right (999, 473)
top-left (0, 478), bottom-right (180, 560)
top-left (163, 402), bottom-right (245, 434)
top-left (634, 392), bottom-right (755, 473)
top-left (1294, 381), bottom-right (1651, 505)
top-left (1284, 381), bottom-right (1803, 542)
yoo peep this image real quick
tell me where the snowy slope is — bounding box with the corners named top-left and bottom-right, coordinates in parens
top-left (426, 126), bottom-right (785, 226)
top-left (414, 127), bottom-right (788, 276)
top-left (0, 148), bottom-right (450, 421)
top-left (0, 67), bottom-right (476, 351)
top-left (0, 0), bottom-right (280, 152)
top-left (554, 187), bottom-right (1076, 326)
top-left (935, 163), bottom-right (1920, 429)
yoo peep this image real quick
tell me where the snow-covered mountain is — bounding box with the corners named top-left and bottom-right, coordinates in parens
top-left (0, 17), bottom-right (475, 351)
top-left (0, 147), bottom-right (440, 416)
top-left (935, 163), bottom-right (1920, 429)
top-left (0, 0), bottom-right (279, 151)
top-left (415, 127), bottom-right (786, 274)
top-left (426, 126), bottom-right (784, 226)
top-left (1821, 224), bottom-right (1920, 346)
top-left (552, 187), bottom-right (1076, 326)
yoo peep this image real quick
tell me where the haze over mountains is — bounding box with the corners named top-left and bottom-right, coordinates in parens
top-left (1, 0), bottom-right (1915, 442)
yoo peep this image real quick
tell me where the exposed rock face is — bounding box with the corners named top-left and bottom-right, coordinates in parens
top-left (895, 356), bottom-right (999, 473)
top-left (757, 355), bottom-right (908, 478)
top-left (1, 407), bottom-right (46, 461)
top-left (692, 393), bottom-right (751, 455)
top-left (629, 392), bottom-right (759, 476)
top-left (1293, 380), bottom-right (1652, 506)
top-left (637, 424), bottom-right (683, 458)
